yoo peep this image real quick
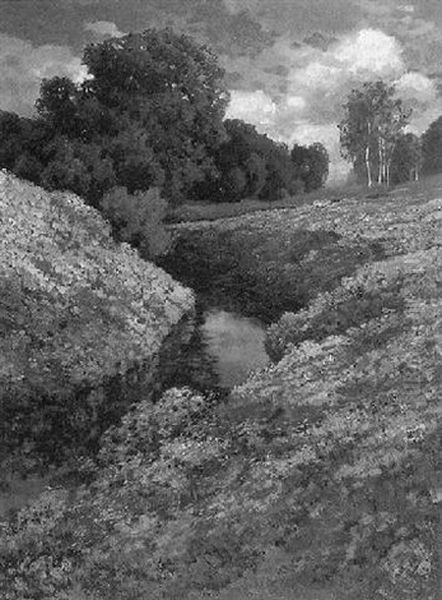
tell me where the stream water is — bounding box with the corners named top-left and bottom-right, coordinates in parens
top-left (0, 303), bottom-right (270, 519)
top-left (158, 303), bottom-right (270, 393)
top-left (200, 307), bottom-right (269, 388)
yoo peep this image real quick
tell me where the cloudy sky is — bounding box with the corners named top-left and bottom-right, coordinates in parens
top-left (3, 0), bottom-right (442, 181)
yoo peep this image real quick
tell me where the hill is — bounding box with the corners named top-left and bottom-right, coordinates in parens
top-left (1, 177), bottom-right (441, 600)
top-left (0, 171), bottom-right (194, 472)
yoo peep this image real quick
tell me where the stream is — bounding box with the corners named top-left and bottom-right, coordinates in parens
top-left (199, 307), bottom-right (269, 388)
top-left (158, 301), bottom-right (270, 393)
top-left (0, 303), bottom-right (270, 519)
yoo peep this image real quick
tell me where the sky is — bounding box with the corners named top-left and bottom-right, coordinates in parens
top-left (3, 0), bottom-right (442, 181)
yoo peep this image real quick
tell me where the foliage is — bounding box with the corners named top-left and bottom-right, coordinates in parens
top-left (422, 115), bottom-right (442, 175)
top-left (0, 28), bottom-right (229, 210)
top-left (291, 142), bottom-right (329, 192)
top-left (36, 28), bottom-right (229, 205)
top-left (191, 119), bottom-right (322, 203)
top-left (339, 80), bottom-right (410, 187)
top-left (99, 186), bottom-right (172, 259)
top-left (390, 133), bottom-right (422, 184)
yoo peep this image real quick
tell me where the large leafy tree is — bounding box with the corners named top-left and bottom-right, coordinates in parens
top-left (36, 28), bottom-right (229, 204)
top-left (338, 81), bottom-right (410, 187)
top-left (291, 142), bottom-right (329, 192)
top-left (194, 119), bottom-right (306, 203)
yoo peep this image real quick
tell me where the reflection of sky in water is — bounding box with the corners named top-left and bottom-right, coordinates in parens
top-left (201, 309), bottom-right (269, 388)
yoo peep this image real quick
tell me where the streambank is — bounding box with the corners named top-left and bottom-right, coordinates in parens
top-left (160, 211), bottom-right (386, 324)
top-left (0, 172), bottom-right (194, 475)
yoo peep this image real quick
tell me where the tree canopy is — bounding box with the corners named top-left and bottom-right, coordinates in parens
top-left (421, 115), bottom-right (442, 175)
top-left (0, 26), bottom-right (330, 223)
top-left (291, 142), bottom-right (329, 192)
top-left (35, 28), bottom-right (230, 204)
top-left (339, 81), bottom-right (410, 187)
top-left (191, 119), bottom-right (328, 203)
top-left (390, 132), bottom-right (422, 184)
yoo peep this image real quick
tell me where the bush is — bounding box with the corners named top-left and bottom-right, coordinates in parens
top-left (99, 186), bottom-right (171, 259)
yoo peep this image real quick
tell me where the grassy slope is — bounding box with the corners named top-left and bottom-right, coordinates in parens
top-left (1, 177), bottom-right (442, 599)
top-left (163, 180), bottom-right (442, 322)
top-left (0, 171), bottom-right (194, 469)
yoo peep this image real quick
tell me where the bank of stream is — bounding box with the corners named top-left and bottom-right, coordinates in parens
top-left (0, 297), bottom-right (271, 521)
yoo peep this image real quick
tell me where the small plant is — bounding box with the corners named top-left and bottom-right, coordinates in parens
top-left (100, 186), bottom-right (172, 259)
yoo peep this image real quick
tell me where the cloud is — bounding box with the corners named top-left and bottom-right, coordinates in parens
top-left (332, 29), bottom-right (404, 77)
top-left (226, 27), bottom-right (442, 183)
top-left (84, 21), bottom-right (125, 38)
top-left (0, 34), bottom-right (87, 116)
top-left (394, 71), bottom-right (442, 135)
top-left (225, 90), bottom-right (277, 125)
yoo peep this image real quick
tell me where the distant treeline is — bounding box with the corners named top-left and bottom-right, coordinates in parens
top-left (0, 27), bottom-right (328, 212)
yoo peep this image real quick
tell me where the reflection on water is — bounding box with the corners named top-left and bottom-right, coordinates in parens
top-left (201, 308), bottom-right (269, 388)
top-left (158, 305), bottom-right (270, 393)
top-left (1, 307), bottom-right (270, 519)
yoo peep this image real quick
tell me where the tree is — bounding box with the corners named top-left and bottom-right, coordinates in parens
top-left (390, 133), bottom-right (422, 184)
top-left (224, 166), bottom-right (248, 201)
top-left (421, 116), bottom-right (442, 175)
top-left (99, 186), bottom-right (171, 259)
top-left (36, 28), bottom-right (230, 204)
top-left (191, 119), bottom-right (303, 203)
top-left (291, 142), bottom-right (329, 192)
top-left (339, 81), bottom-right (410, 187)
top-left (245, 152), bottom-right (267, 197)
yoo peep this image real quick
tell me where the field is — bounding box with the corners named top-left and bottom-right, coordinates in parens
top-left (1, 174), bottom-right (442, 599)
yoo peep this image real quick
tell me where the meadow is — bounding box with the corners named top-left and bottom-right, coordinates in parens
top-left (1, 173), bottom-right (441, 600)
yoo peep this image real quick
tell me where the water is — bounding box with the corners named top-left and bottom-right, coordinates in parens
top-left (0, 306), bottom-right (270, 519)
top-left (158, 304), bottom-right (270, 393)
top-left (200, 308), bottom-right (269, 388)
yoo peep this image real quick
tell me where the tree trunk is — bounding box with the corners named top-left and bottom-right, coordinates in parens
top-left (366, 121), bottom-right (373, 187)
top-left (365, 144), bottom-right (373, 187)
top-left (378, 137), bottom-right (383, 184)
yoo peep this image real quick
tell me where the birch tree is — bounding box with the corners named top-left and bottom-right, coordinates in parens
top-left (338, 81), bottom-right (410, 187)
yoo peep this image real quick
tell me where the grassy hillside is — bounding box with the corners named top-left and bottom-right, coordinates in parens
top-left (163, 180), bottom-right (442, 322)
top-left (0, 170), bottom-right (194, 471)
top-left (1, 177), bottom-right (442, 599)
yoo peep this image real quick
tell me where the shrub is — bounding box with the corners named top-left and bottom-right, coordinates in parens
top-left (99, 186), bottom-right (171, 259)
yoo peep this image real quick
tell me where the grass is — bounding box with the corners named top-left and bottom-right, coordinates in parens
top-left (165, 180), bottom-right (391, 224)
top-left (166, 174), bottom-right (442, 225)
top-left (2, 172), bottom-right (442, 600)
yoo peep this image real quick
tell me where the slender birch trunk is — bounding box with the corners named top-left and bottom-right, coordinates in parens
top-left (378, 136), bottom-right (383, 184)
top-left (365, 144), bottom-right (372, 187)
top-left (366, 121), bottom-right (373, 187)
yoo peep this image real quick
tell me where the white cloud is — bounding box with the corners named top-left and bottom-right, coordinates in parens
top-left (0, 34), bottom-right (87, 115)
top-left (84, 21), bottom-right (125, 38)
top-left (332, 29), bottom-right (404, 77)
top-left (394, 71), bottom-right (437, 103)
top-left (226, 27), bottom-right (442, 183)
top-left (225, 89), bottom-right (277, 125)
